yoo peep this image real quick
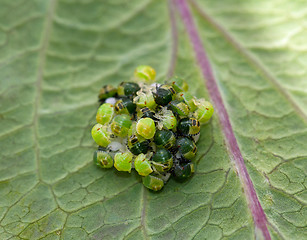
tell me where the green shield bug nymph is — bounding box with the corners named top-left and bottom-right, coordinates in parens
top-left (176, 137), bottom-right (197, 160)
top-left (134, 153), bottom-right (153, 176)
top-left (98, 85), bottom-right (117, 101)
top-left (152, 148), bottom-right (173, 173)
top-left (111, 114), bottom-right (132, 137)
top-left (153, 84), bottom-right (176, 106)
top-left (167, 76), bottom-right (189, 92)
top-left (154, 129), bottom-right (176, 149)
top-left (96, 103), bottom-right (114, 125)
top-left (134, 91), bottom-right (157, 109)
top-left (114, 151), bottom-right (133, 172)
top-left (178, 118), bottom-right (200, 136)
top-left (91, 123), bottom-right (111, 147)
top-left (114, 98), bottom-right (136, 115)
top-left (142, 175), bottom-right (164, 191)
top-left (194, 99), bottom-right (214, 124)
top-left (136, 117), bottom-right (156, 139)
top-left (128, 135), bottom-right (150, 155)
top-left (169, 100), bottom-right (190, 116)
top-left (117, 82), bottom-right (140, 97)
top-left (155, 107), bottom-right (177, 130)
top-left (173, 162), bottom-right (195, 180)
top-left (137, 107), bottom-right (155, 120)
top-left (176, 92), bottom-right (197, 112)
top-left (134, 65), bottom-right (156, 83)
top-left (93, 149), bottom-right (113, 168)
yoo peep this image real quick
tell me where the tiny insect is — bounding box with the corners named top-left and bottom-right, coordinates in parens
top-left (117, 82), bottom-right (140, 97)
top-left (96, 103), bottom-right (114, 125)
top-left (128, 134), bottom-right (150, 155)
top-left (142, 175), bottom-right (164, 191)
top-left (177, 118), bottom-right (200, 136)
top-left (91, 123), bottom-right (111, 147)
top-left (93, 149), bottom-right (113, 168)
top-left (114, 151), bottom-right (133, 172)
top-left (136, 117), bottom-right (156, 139)
top-left (194, 99), bottom-right (214, 124)
top-left (176, 137), bottom-right (197, 160)
top-left (169, 100), bottom-right (190, 116)
top-left (114, 98), bottom-right (136, 115)
top-left (155, 107), bottom-right (177, 130)
top-left (134, 65), bottom-right (156, 83)
top-left (173, 162), bottom-right (195, 180)
top-left (98, 85), bottom-right (117, 101)
top-left (137, 107), bottom-right (156, 120)
top-left (134, 153), bottom-right (153, 176)
top-left (176, 92), bottom-right (197, 112)
top-left (153, 84), bottom-right (176, 106)
top-left (152, 148), bottom-right (173, 173)
top-left (154, 129), bottom-right (176, 149)
top-left (134, 91), bottom-right (157, 109)
top-left (111, 114), bottom-right (132, 137)
top-left (167, 76), bottom-right (189, 92)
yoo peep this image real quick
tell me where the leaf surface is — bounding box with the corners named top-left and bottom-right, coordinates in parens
top-left (0, 0), bottom-right (306, 239)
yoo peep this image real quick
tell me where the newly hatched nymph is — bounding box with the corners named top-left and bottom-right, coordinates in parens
top-left (176, 137), bottom-right (197, 160)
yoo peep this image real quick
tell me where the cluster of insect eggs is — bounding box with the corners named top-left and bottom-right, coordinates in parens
top-left (91, 65), bottom-right (214, 191)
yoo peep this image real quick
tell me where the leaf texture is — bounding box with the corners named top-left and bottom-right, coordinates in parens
top-left (0, 0), bottom-right (306, 239)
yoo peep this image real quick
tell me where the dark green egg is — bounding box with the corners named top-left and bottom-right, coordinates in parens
top-left (178, 118), bottom-right (200, 136)
top-left (154, 129), bottom-right (176, 149)
top-left (154, 85), bottom-right (176, 106)
top-left (173, 162), bottom-right (195, 180)
top-left (114, 97), bottom-right (136, 114)
top-left (176, 137), bottom-right (197, 160)
top-left (152, 148), bottom-right (173, 172)
top-left (98, 85), bottom-right (117, 101)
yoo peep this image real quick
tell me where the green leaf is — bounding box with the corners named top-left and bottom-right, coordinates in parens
top-left (0, 0), bottom-right (306, 239)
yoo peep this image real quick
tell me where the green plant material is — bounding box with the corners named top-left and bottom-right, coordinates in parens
top-left (1, 0), bottom-right (306, 239)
